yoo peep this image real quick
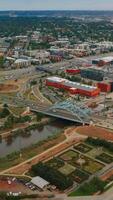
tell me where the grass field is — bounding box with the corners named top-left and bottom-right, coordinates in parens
top-left (71, 169), bottom-right (89, 183)
top-left (10, 106), bottom-right (25, 116)
top-left (0, 134), bottom-right (65, 172)
top-left (74, 143), bottom-right (92, 153)
top-left (58, 164), bottom-right (75, 175)
top-left (46, 157), bottom-right (64, 170)
top-left (69, 155), bottom-right (104, 174)
top-left (59, 149), bottom-right (104, 174)
top-left (83, 156), bottom-right (104, 174)
top-left (43, 142), bottom-right (107, 193)
top-left (59, 150), bottom-right (78, 161)
top-left (69, 177), bottom-right (106, 197)
top-left (96, 153), bottom-right (113, 164)
top-left (87, 147), bottom-right (103, 158)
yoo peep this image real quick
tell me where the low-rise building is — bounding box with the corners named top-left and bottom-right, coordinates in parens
top-left (46, 77), bottom-right (100, 97)
top-left (14, 58), bottom-right (31, 68)
top-left (92, 56), bottom-right (113, 66)
top-left (31, 176), bottom-right (49, 190)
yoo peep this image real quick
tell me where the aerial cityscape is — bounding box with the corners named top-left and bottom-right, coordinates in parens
top-left (0, 1), bottom-right (113, 200)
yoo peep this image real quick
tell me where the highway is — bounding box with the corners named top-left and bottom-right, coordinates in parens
top-left (1, 54), bottom-right (112, 124)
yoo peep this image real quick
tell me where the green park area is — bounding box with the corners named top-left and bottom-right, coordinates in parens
top-left (69, 177), bottom-right (106, 196)
top-left (46, 157), bottom-right (64, 170)
top-left (0, 133), bottom-right (65, 172)
top-left (74, 143), bottom-right (92, 153)
top-left (96, 153), bottom-right (113, 164)
top-left (59, 149), bottom-right (104, 174)
top-left (28, 140), bottom-right (113, 194)
top-left (58, 164), bottom-right (75, 176)
top-left (43, 147), bottom-right (104, 189)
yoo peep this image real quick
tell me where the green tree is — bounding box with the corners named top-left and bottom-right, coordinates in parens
top-left (0, 56), bottom-right (4, 68)
top-left (0, 107), bottom-right (10, 118)
top-left (4, 114), bottom-right (14, 128)
top-left (31, 162), bottom-right (73, 190)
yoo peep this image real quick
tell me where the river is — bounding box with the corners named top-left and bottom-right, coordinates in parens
top-left (0, 120), bottom-right (72, 158)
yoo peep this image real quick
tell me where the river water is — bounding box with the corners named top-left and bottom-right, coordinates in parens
top-left (0, 120), bottom-right (70, 158)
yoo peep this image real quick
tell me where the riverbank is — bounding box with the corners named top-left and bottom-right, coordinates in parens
top-left (0, 131), bottom-right (66, 172)
top-left (0, 117), bottom-right (51, 139)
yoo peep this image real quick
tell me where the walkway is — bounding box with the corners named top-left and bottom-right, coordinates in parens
top-left (0, 128), bottom-right (86, 175)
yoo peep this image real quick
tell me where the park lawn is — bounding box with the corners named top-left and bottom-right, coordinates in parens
top-left (70, 187), bottom-right (90, 196)
top-left (83, 157), bottom-right (104, 174)
top-left (46, 158), bottom-right (64, 170)
top-left (71, 169), bottom-right (89, 183)
top-left (74, 143), bottom-right (92, 153)
top-left (69, 178), bottom-right (106, 196)
top-left (10, 106), bottom-right (25, 116)
top-left (0, 154), bottom-right (21, 170)
top-left (67, 153), bottom-right (104, 174)
top-left (58, 164), bottom-right (75, 176)
top-left (96, 153), bottom-right (113, 164)
top-left (87, 147), bottom-right (103, 158)
top-left (59, 150), bottom-right (78, 161)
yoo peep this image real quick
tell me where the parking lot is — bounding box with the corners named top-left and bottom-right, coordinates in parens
top-left (0, 177), bottom-right (41, 194)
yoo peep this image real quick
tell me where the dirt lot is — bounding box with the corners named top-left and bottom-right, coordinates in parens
top-left (0, 180), bottom-right (30, 193)
top-left (5, 77), bottom-right (29, 85)
top-left (101, 170), bottom-right (113, 181)
top-left (0, 84), bottom-right (19, 93)
top-left (76, 125), bottom-right (113, 141)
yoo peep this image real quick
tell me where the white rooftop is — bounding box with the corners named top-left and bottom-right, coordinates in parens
top-left (93, 56), bottom-right (113, 62)
top-left (47, 77), bottom-right (97, 91)
top-left (15, 59), bottom-right (29, 64)
top-left (31, 176), bottom-right (49, 189)
top-left (47, 76), bottom-right (66, 83)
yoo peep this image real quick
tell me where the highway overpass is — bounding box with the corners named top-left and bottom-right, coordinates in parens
top-left (30, 100), bottom-right (93, 125)
top-left (1, 96), bottom-right (92, 124)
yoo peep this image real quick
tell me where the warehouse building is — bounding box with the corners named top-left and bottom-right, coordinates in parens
top-left (66, 68), bottom-right (81, 74)
top-left (81, 68), bottom-right (104, 81)
top-left (14, 58), bottom-right (31, 68)
top-left (92, 56), bottom-right (113, 66)
top-left (46, 77), bottom-right (100, 97)
top-left (97, 82), bottom-right (111, 93)
top-left (31, 176), bottom-right (49, 190)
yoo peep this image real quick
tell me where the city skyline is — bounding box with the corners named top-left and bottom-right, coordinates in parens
top-left (0, 0), bottom-right (113, 10)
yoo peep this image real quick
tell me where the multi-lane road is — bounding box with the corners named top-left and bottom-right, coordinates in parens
top-left (1, 53), bottom-right (113, 124)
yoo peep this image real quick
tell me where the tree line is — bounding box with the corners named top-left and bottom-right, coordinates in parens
top-left (30, 162), bottom-right (73, 190)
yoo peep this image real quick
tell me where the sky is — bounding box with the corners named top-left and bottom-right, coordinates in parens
top-left (0, 0), bottom-right (113, 11)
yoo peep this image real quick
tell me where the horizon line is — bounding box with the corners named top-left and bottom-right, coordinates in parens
top-left (0, 9), bottom-right (113, 11)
